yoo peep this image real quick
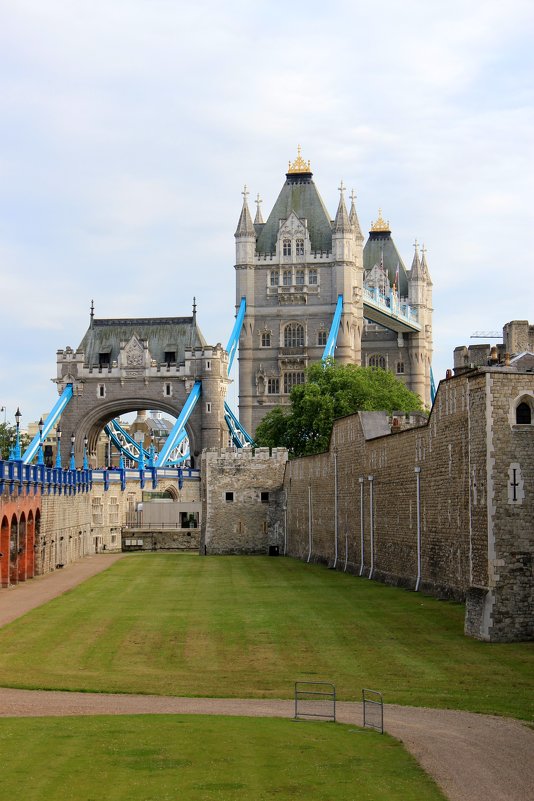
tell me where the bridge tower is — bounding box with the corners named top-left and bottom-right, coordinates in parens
top-left (235, 150), bottom-right (433, 435)
top-left (54, 306), bottom-right (229, 466)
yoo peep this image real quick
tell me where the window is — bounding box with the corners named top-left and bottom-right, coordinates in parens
top-left (284, 372), bottom-right (305, 393)
top-left (516, 402), bottom-right (532, 425)
top-left (165, 383), bottom-right (172, 397)
top-left (261, 332), bottom-right (271, 347)
top-left (295, 269), bottom-right (305, 285)
top-left (308, 268), bottom-right (318, 285)
top-left (97, 384), bottom-right (105, 398)
top-left (164, 351), bottom-right (176, 365)
top-left (296, 239), bottom-right (304, 256)
top-left (261, 492), bottom-right (269, 503)
top-left (282, 270), bottom-right (292, 286)
top-left (205, 360), bottom-right (211, 371)
top-left (109, 497), bottom-right (119, 525)
top-left (267, 377), bottom-right (279, 394)
top-left (283, 239), bottom-right (291, 256)
top-left (91, 498), bottom-right (103, 525)
top-left (206, 402), bottom-right (212, 414)
top-left (284, 323), bottom-right (304, 348)
top-left (270, 270), bottom-right (279, 286)
top-left (318, 331), bottom-right (327, 347)
top-left (369, 354), bottom-right (386, 369)
top-left (225, 491), bottom-right (234, 502)
top-left (99, 352), bottom-right (110, 368)
top-left (397, 361), bottom-right (405, 374)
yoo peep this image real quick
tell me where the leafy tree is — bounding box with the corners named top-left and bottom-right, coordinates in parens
top-left (0, 422), bottom-right (31, 460)
top-left (255, 360), bottom-right (424, 456)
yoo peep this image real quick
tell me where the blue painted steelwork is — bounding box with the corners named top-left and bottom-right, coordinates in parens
top-left (226, 297), bottom-right (246, 374)
top-left (322, 295), bottom-right (344, 361)
top-left (430, 366), bottom-right (436, 405)
top-left (104, 419), bottom-right (190, 466)
top-left (0, 457), bottom-right (92, 497)
top-left (157, 381), bottom-right (202, 466)
top-left (224, 401), bottom-right (255, 447)
top-left (22, 384), bottom-right (74, 464)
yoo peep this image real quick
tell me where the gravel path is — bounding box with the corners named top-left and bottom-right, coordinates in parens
top-left (1, 555), bottom-right (532, 801)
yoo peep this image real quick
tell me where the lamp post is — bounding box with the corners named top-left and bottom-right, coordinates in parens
top-left (69, 432), bottom-right (76, 471)
top-left (37, 417), bottom-right (45, 466)
top-left (0, 406), bottom-right (6, 424)
top-left (55, 424), bottom-right (62, 468)
top-left (14, 407), bottom-right (22, 460)
top-left (83, 435), bottom-right (89, 470)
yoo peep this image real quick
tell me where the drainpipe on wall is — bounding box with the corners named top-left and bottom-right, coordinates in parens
top-left (368, 475), bottom-right (374, 579)
top-left (415, 466), bottom-right (422, 591)
top-left (307, 484), bottom-right (312, 563)
top-left (333, 449), bottom-right (338, 569)
top-left (359, 477), bottom-right (365, 576)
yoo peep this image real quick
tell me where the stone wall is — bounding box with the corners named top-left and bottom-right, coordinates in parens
top-left (283, 368), bottom-right (534, 642)
top-left (200, 448), bottom-right (288, 555)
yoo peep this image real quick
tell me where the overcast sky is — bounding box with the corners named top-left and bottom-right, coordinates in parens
top-left (1, 0), bottom-right (533, 425)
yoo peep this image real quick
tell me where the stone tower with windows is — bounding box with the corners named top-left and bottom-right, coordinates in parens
top-left (235, 150), bottom-right (433, 435)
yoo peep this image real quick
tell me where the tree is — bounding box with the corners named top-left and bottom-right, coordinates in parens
top-left (255, 360), bottom-right (424, 456)
top-left (0, 422), bottom-right (31, 460)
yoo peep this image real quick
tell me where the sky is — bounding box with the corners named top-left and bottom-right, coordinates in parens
top-left (0, 0), bottom-right (533, 425)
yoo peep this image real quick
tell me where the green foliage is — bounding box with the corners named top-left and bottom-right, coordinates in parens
top-left (255, 360), bottom-right (424, 456)
top-left (0, 555), bottom-right (531, 719)
top-left (0, 422), bottom-right (31, 460)
top-left (0, 715), bottom-right (446, 801)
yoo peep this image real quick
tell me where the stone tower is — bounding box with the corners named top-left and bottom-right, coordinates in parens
top-left (235, 150), bottom-right (433, 435)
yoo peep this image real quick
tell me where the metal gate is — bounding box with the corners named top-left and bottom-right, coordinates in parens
top-left (294, 681), bottom-right (336, 722)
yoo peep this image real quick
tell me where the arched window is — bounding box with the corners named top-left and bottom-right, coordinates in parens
top-left (267, 378), bottom-right (279, 395)
top-left (282, 270), bottom-right (292, 286)
top-left (296, 239), bottom-right (304, 256)
top-left (270, 270), bottom-right (279, 286)
top-left (284, 323), bottom-right (304, 348)
top-left (516, 402), bottom-right (532, 425)
top-left (369, 354), bottom-right (386, 369)
top-left (295, 269), bottom-right (305, 285)
top-left (396, 361), bottom-right (405, 374)
top-left (308, 268), bottom-right (318, 285)
top-left (261, 332), bottom-right (271, 347)
top-left (283, 239), bottom-right (291, 256)
top-left (318, 330), bottom-right (327, 347)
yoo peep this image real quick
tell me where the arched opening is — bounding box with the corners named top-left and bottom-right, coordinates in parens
top-left (17, 512), bottom-right (27, 583)
top-left (27, 510), bottom-right (35, 580)
top-left (516, 401), bottom-right (532, 425)
top-left (284, 323), bottom-right (304, 348)
top-left (9, 514), bottom-right (19, 585)
top-left (0, 515), bottom-right (9, 588)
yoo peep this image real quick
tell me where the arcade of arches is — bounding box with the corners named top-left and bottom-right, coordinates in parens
top-left (0, 494), bottom-right (40, 588)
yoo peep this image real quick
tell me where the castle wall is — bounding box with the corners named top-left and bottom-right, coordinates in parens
top-left (200, 448), bottom-right (288, 555)
top-left (283, 369), bottom-right (534, 642)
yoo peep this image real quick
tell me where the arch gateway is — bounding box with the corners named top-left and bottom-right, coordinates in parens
top-left (55, 308), bottom-right (230, 466)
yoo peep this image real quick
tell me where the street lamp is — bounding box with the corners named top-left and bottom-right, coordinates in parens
top-left (55, 424), bottom-right (62, 468)
top-left (69, 432), bottom-right (76, 470)
top-left (14, 407), bottom-right (22, 460)
top-left (83, 434), bottom-right (89, 470)
top-left (37, 417), bottom-right (45, 466)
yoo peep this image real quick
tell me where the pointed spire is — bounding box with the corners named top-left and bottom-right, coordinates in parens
top-left (349, 189), bottom-right (363, 241)
top-left (234, 184), bottom-right (255, 237)
top-left (410, 238), bottom-right (424, 279)
top-left (254, 193), bottom-right (264, 225)
top-left (90, 299), bottom-right (94, 328)
top-left (420, 244), bottom-right (433, 286)
top-left (333, 181), bottom-right (351, 233)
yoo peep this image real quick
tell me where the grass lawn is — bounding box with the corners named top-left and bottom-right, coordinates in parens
top-left (0, 554), bottom-right (532, 719)
top-left (0, 714), bottom-right (446, 801)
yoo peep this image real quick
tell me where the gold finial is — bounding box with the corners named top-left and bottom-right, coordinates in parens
top-left (287, 144), bottom-right (311, 174)
top-left (370, 208), bottom-right (391, 232)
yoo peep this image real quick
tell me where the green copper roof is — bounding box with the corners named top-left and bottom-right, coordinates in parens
top-left (256, 174), bottom-right (333, 254)
top-left (363, 231), bottom-right (409, 297)
top-left (78, 316), bottom-right (207, 367)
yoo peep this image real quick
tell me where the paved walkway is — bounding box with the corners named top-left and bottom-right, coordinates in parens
top-left (1, 556), bottom-right (533, 801)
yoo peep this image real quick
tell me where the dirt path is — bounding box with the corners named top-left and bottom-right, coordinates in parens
top-left (1, 556), bottom-right (532, 801)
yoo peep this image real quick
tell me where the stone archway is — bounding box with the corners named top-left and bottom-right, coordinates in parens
top-left (0, 515), bottom-right (9, 587)
top-left (27, 510), bottom-right (35, 580)
top-left (17, 512), bottom-right (27, 583)
top-left (9, 514), bottom-right (18, 585)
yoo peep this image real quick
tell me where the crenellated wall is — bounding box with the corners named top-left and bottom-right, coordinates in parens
top-left (283, 368), bottom-right (534, 642)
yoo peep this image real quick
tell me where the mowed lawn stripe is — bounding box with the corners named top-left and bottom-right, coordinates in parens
top-left (0, 554), bottom-right (531, 719)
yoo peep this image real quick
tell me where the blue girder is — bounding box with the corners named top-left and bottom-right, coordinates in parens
top-left (430, 366), bottom-right (436, 405)
top-left (322, 295), bottom-right (343, 361)
top-left (23, 384), bottom-right (74, 464)
top-left (224, 401), bottom-right (254, 448)
top-left (157, 381), bottom-right (202, 466)
top-left (226, 297), bottom-right (246, 374)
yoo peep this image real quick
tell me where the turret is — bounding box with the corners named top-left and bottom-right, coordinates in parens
top-left (332, 181), bottom-right (353, 263)
top-left (234, 185), bottom-right (256, 266)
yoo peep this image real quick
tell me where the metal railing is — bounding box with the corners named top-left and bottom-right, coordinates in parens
top-left (294, 681), bottom-right (336, 722)
top-left (362, 688), bottom-right (384, 733)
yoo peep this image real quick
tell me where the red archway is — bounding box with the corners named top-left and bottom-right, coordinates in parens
top-left (26, 511), bottom-right (35, 579)
top-left (0, 515), bottom-right (9, 588)
top-left (9, 514), bottom-right (19, 585)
